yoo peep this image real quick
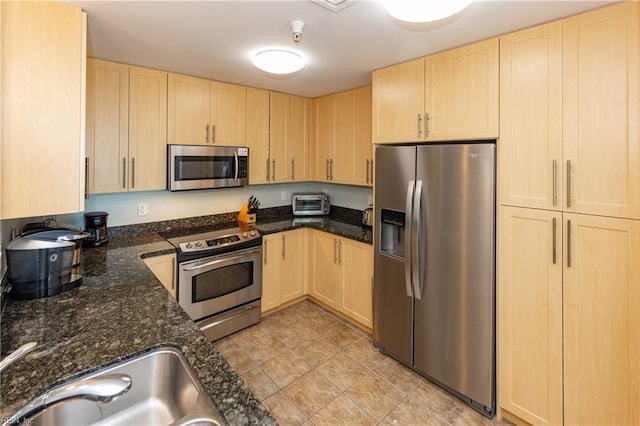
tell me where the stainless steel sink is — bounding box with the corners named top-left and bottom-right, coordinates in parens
top-left (22, 347), bottom-right (225, 426)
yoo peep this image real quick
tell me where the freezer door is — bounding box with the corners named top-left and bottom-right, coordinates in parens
top-left (373, 145), bottom-right (415, 365)
top-left (413, 143), bottom-right (496, 412)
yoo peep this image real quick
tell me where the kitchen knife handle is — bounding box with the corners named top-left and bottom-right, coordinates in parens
top-left (84, 157), bottom-right (89, 199)
top-left (553, 159), bottom-right (557, 206)
top-left (404, 181), bottom-right (415, 298)
top-left (567, 219), bottom-right (572, 267)
top-left (412, 180), bottom-right (423, 300)
top-left (131, 158), bottom-right (135, 189)
top-left (122, 157), bottom-right (127, 189)
top-left (552, 217), bottom-right (557, 264)
top-left (567, 160), bottom-right (571, 208)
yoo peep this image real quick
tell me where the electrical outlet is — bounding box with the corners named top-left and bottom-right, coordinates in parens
top-left (281, 191), bottom-right (288, 201)
top-left (137, 203), bottom-right (148, 217)
top-left (368, 195), bottom-right (373, 205)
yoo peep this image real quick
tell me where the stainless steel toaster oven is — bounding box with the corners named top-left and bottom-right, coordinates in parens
top-left (292, 193), bottom-right (330, 216)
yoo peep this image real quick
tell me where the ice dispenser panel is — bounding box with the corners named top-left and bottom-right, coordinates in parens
top-left (380, 209), bottom-right (405, 259)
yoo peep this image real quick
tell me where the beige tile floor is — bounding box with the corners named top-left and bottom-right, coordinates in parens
top-left (214, 300), bottom-right (509, 425)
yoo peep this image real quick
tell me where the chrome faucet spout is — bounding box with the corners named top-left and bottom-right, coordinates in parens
top-left (0, 342), bottom-right (37, 373)
top-left (3, 374), bottom-right (132, 425)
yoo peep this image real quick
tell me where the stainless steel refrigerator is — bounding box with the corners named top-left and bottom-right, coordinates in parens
top-left (373, 142), bottom-right (496, 417)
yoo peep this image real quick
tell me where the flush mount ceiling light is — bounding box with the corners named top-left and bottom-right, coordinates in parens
top-left (253, 50), bottom-right (305, 74)
top-left (385, 0), bottom-right (473, 23)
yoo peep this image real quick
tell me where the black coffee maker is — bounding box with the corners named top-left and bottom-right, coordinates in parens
top-left (84, 211), bottom-right (109, 247)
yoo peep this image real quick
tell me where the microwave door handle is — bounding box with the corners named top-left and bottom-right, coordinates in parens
top-left (234, 152), bottom-right (239, 182)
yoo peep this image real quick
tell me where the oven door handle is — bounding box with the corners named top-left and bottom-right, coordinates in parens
top-left (181, 248), bottom-right (261, 271)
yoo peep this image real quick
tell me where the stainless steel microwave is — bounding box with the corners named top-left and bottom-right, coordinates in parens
top-left (168, 145), bottom-right (248, 191)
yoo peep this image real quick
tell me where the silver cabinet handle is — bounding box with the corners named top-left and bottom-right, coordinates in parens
top-left (329, 159), bottom-right (334, 180)
top-left (338, 239), bottom-right (342, 265)
top-left (206, 124), bottom-right (210, 143)
top-left (266, 158), bottom-right (270, 182)
top-left (282, 234), bottom-right (285, 259)
top-left (170, 257), bottom-right (175, 290)
top-left (272, 159), bottom-right (275, 181)
top-left (366, 159), bottom-right (370, 183)
top-left (417, 113), bottom-right (422, 138)
top-left (567, 219), bottom-right (572, 267)
top-left (326, 159), bottom-right (330, 180)
top-left (425, 112), bottom-right (430, 137)
top-left (263, 241), bottom-right (268, 265)
top-left (84, 157), bottom-right (89, 199)
top-left (552, 217), bottom-right (557, 264)
top-left (291, 159), bottom-right (295, 180)
top-left (212, 124), bottom-right (216, 143)
top-left (131, 158), bottom-right (135, 189)
top-left (122, 157), bottom-right (127, 189)
top-left (553, 159), bottom-right (557, 206)
top-left (334, 238), bottom-right (338, 264)
top-left (567, 160), bottom-right (572, 208)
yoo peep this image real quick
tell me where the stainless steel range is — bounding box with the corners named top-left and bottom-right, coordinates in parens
top-left (163, 225), bottom-right (262, 341)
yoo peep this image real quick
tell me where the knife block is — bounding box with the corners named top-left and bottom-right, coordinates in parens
top-left (237, 204), bottom-right (256, 223)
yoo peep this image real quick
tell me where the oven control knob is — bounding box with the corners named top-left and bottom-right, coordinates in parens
top-left (249, 230), bottom-right (256, 237)
top-left (185, 242), bottom-right (192, 249)
top-left (195, 241), bottom-right (203, 247)
top-left (242, 232), bottom-right (248, 238)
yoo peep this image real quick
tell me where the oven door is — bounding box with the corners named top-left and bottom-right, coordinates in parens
top-left (177, 246), bottom-right (262, 321)
top-left (168, 144), bottom-right (248, 191)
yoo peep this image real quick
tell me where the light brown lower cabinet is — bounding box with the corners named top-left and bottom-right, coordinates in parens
top-left (498, 206), bottom-right (640, 425)
top-left (308, 230), bottom-right (373, 328)
top-left (261, 229), bottom-right (306, 313)
top-left (143, 254), bottom-right (176, 299)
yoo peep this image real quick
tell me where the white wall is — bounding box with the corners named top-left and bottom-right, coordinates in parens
top-left (80, 182), bottom-right (372, 227)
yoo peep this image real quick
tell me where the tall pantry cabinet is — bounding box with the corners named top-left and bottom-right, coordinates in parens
top-left (498, 3), bottom-right (640, 426)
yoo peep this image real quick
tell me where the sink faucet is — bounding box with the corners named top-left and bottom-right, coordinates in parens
top-left (0, 341), bottom-right (37, 373)
top-left (2, 374), bottom-right (132, 425)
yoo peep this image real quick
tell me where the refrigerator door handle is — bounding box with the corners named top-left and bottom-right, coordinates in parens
top-left (412, 180), bottom-right (424, 300)
top-left (404, 180), bottom-right (415, 298)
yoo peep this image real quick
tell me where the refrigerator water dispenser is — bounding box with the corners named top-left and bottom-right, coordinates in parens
top-left (380, 209), bottom-right (405, 259)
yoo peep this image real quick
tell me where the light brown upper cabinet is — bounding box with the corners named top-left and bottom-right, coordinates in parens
top-left (1, 1), bottom-right (86, 219)
top-left (311, 86), bottom-right (373, 186)
top-left (372, 38), bottom-right (498, 144)
top-left (167, 73), bottom-right (246, 146)
top-left (246, 88), bottom-right (270, 185)
top-left (563, 2), bottom-right (639, 219)
top-left (499, 21), bottom-right (563, 210)
top-left (86, 59), bottom-right (167, 194)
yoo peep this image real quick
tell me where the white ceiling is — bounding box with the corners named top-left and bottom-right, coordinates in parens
top-left (65, 0), bottom-right (617, 98)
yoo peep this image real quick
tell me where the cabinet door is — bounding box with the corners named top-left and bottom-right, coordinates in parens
top-left (246, 88), bottom-right (270, 185)
top-left (498, 206), bottom-right (563, 426)
top-left (261, 234), bottom-right (281, 313)
top-left (210, 81), bottom-right (246, 146)
top-left (312, 96), bottom-right (335, 182)
top-left (372, 58), bottom-right (425, 143)
top-left (499, 22), bottom-right (563, 210)
top-left (128, 66), bottom-right (167, 191)
top-left (143, 254), bottom-right (176, 299)
top-left (309, 231), bottom-right (339, 307)
top-left (2, 1), bottom-right (86, 219)
top-left (269, 92), bottom-right (288, 182)
top-left (353, 86), bottom-right (373, 186)
top-left (333, 90), bottom-right (354, 183)
top-left (340, 239), bottom-right (373, 328)
top-left (425, 38), bottom-right (499, 141)
top-left (563, 213), bottom-right (640, 426)
top-left (281, 230), bottom-right (306, 303)
top-left (287, 95), bottom-right (309, 182)
top-left (167, 73), bottom-right (210, 145)
top-left (563, 2), bottom-right (640, 219)
top-left (86, 59), bottom-right (129, 194)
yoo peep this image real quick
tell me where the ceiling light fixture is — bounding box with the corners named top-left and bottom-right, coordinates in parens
top-left (253, 50), bottom-right (305, 75)
top-left (385, 0), bottom-right (473, 23)
top-left (253, 20), bottom-right (306, 75)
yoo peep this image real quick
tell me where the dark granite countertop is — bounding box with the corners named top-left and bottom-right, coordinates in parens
top-left (0, 208), bottom-right (372, 423)
top-left (0, 234), bottom-right (275, 425)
